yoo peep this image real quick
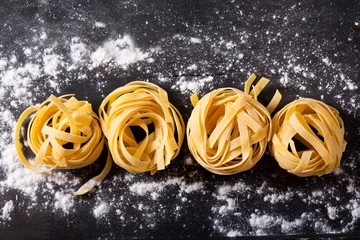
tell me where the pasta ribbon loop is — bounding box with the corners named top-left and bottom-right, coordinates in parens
top-left (15, 95), bottom-right (109, 195)
top-left (270, 98), bottom-right (346, 176)
top-left (187, 74), bottom-right (281, 174)
top-left (99, 81), bottom-right (185, 174)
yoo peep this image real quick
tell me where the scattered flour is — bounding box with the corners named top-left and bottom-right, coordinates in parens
top-left (227, 230), bottom-right (242, 237)
top-left (263, 192), bottom-right (293, 204)
top-left (181, 182), bottom-right (203, 193)
top-left (69, 38), bottom-right (89, 65)
top-left (185, 157), bottom-right (193, 165)
top-left (279, 72), bottom-right (289, 86)
top-left (218, 198), bottom-right (235, 214)
top-left (322, 57), bottom-right (331, 66)
top-left (0, 7), bottom-right (359, 237)
top-left (129, 177), bottom-right (204, 197)
top-left (93, 201), bottom-right (109, 219)
top-left (0, 58), bottom-right (7, 70)
top-left (1, 200), bottom-right (14, 221)
top-left (43, 54), bottom-right (61, 76)
top-left (187, 64), bottom-right (198, 71)
top-left (334, 167), bottom-right (344, 175)
top-left (172, 76), bottom-right (214, 94)
top-left (280, 217), bottom-right (303, 233)
top-left (94, 22), bottom-right (106, 28)
top-left (0, 144), bottom-right (81, 201)
top-left (190, 37), bottom-right (202, 44)
top-left (211, 172), bottom-right (360, 236)
top-left (312, 190), bottom-right (323, 197)
top-left (54, 192), bottom-right (74, 214)
top-left (349, 200), bottom-right (360, 221)
top-left (1, 63), bottom-right (40, 101)
top-left (249, 213), bottom-right (277, 229)
top-left (327, 206), bottom-right (338, 220)
top-left (0, 32), bottom-right (155, 217)
top-left (90, 35), bottom-right (149, 69)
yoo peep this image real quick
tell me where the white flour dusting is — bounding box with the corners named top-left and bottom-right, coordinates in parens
top-left (263, 192), bottom-right (293, 204)
top-left (327, 206), bottom-right (338, 220)
top-left (93, 201), bottom-right (109, 219)
top-left (181, 182), bottom-right (203, 193)
top-left (0, 7), bottom-right (359, 237)
top-left (54, 192), bottom-right (74, 214)
top-left (0, 32), bottom-right (155, 219)
top-left (1, 200), bottom-right (14, 221)
top-left (0, 59), bottom-right (7, 70)
top-left (69, 38), bottom-right (89, 67)
top-left (94, 22), bottom-right (106, 28)
top-left (43, 54), bottom-right (62, 76)
top-left (190, 37), bottom-right (202, 44)
top-left (0, 141), bottom-right (81, 202)
top-left (1, 63), bottom-right (40, 101)
top-left (249, 214), bottom-right (277, 229)
top-left (172, 76), bottom-right (214, 94)
top-left (90, 35), bottom-right (149, 69)
top-left (279, 73), bottom-right (289, 86)
top-left (129, 178), bottom-right (204, 196)
top-left (185, 157), bottom-right (193, 165)
top-left (211, 161), bottom-right (360, 235)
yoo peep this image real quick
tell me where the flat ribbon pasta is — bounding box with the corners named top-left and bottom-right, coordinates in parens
top-left (15, 94), bottom-right (112, 196)
top-left (99, 81), bottom-right (185, 174)
top-left (187, 74), bottom-right (281, 175)
top-left (270, 98), bottom-right (346, 177)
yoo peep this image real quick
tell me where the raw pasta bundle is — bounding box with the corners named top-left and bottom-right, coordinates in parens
top-left (15, 95), bottom-right (112, 196)
top-left (187, 74), bottom-right (281, 174)
top-left (270, 98), bottom-right (346, 177)
top-left (99, 81), bottom-right (185, 174)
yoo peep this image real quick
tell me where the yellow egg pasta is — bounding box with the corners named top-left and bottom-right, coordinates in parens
top-left (187, 74), bottom-right (281, 175)
top-left (99, 81), bottom-right (185, 174)
top-left (15, 94), bottom-right (112, 196)
top-left (270, 98), bottom-right (346, 177)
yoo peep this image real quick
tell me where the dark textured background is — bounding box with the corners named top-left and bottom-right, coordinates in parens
top-left (0, 0), bottom-right (359, 239)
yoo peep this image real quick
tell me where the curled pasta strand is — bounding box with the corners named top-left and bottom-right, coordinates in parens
top-left (15, 95), bottom-right (111, 195)
top-left (99, 81), bottom-right (185, 174)
top-left (270, 98), bottom-right (346, 176)
top-left (187, 74), bottom-right (281, 174)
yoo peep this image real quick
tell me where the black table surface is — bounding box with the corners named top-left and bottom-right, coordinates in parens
top-left (0, 0), bottom-right (360, 239)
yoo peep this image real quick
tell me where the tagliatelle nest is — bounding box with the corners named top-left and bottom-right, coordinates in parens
top-left (99, 81), bottom-right (185, 174)
top-left (15, 95), bottom-right (112, 196)
top-left (187, 74), bottom-right (281, 175)
top-left (270, 98), bottom-right (346, 177)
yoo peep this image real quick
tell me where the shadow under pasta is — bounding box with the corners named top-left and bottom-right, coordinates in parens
top-left (286, 125), bottom-right (325, 154)
top-left (129, 122), bottom-right (155, 144)
top-left (309, 124), bottom-right (325, 142)
top-left (288, 136), bottom-right (309, 152)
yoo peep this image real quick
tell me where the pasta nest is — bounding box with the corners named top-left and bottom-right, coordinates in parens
top-left (15, 95), bottom-right (112, 195)
top-left (270, 98), bottom-right (346, 177)
top-left (187, 74), bottom-right (281, 174)
top-left (99, 81), bottom-right (185, 174)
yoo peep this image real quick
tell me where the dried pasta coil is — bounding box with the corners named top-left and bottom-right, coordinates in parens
top-left (99, 81), bottom-right (185, 174)
top-left (270, 98), bottom-right (347, 177)
top-left (187, 74), bottom-right (281, 174)
top-left (15, 95), bottom-right (112, 196)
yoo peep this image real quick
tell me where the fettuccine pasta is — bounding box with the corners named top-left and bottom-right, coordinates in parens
top-left (270, 98), bottom-right (346, 177)
top-left (99, 81), bottom-right (185, 174)
top-left (187, 74), bottom-right (281, 174)
top-left (15, 95), bottom-right (112, 196)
